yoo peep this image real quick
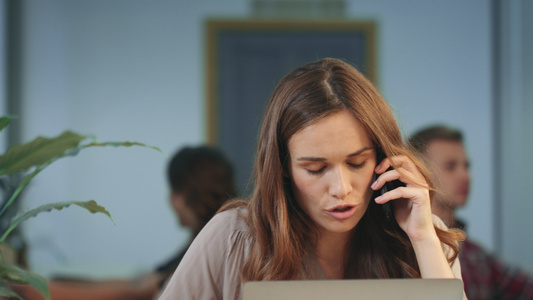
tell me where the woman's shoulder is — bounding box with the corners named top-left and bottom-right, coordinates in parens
top-left (158, 206), bottom-right (251, 299)
top-left (212, 202), bottom-right (249, 223)
top-left (204, 205), bottom-right (251, 244)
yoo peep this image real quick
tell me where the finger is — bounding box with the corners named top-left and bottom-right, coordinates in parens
top-left (388, 155), bottom-right (420, 174)
top-left (371, 168), bottom-right (401, 191)
top-left (375, 155), bottom-right (412, 173)
top-left (375, 155), bottom-right (427, 188)
top-left (374, 186), bottom-right (407, 204)
top-left (374, 157), bottom-right (392, 174)
top-left (375, 186), bottom-right (428, 205)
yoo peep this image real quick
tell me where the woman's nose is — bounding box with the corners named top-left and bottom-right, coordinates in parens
top-left (329, 167), bottom-right (353, 199)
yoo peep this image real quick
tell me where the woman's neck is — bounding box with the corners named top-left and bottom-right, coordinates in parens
top-left (314, 231), bottom-right (351, 279)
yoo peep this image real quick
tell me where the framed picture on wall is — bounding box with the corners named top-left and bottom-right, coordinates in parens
top-left (205, 19), bottom-right (377, 194)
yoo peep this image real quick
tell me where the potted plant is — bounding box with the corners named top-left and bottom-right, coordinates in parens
top-left (0, 116), bottom-right (162, 299)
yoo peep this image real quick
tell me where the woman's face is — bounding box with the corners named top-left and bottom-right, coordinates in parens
top-left (287, 110), bottom-right (377, 238)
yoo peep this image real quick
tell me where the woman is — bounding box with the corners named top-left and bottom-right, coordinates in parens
top-left (158, 58), bottom-right (466, 299)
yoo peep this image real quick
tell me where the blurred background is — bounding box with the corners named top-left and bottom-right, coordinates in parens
top-left (0, 0), bottom-right (531, 280)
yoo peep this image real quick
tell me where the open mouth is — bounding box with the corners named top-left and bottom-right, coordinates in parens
top-left (327, 205), bottom-right (357, 220)
top-left (333, 206), bottom-right (352, 212)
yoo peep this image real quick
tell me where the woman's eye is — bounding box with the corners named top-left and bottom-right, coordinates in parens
top-left (348, 160), bottom-right (367, 169)
top-left (306, 166), bottom-right (325, 175)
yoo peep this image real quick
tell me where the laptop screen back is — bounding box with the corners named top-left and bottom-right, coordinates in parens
top-left (243, 278), bottom-right (463, 300)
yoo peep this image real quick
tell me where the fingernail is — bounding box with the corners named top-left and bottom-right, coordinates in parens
top-left (375, 195), bottom-right (383, 203)
top-left (371, 180), bottom-right (378, 189)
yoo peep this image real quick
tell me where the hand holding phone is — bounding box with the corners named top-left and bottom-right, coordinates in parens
top-left (375, 151), bottom-right (406, 221)
top-left (379, 171), bottom-right (405, 220)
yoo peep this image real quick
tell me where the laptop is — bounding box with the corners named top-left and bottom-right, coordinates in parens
top-left (243, 278), bottom-right (463, 300)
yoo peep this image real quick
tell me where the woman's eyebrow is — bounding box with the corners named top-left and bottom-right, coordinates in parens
top-left (296, 146), bottom-right (374, 161)
top-left (296, 156), bottom-right (326, 162)
top-left (346, 146), bottom-right (374, 158)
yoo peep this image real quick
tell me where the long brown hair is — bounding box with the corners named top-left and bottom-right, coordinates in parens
top-left (222, 58), bottom-right (464, 281)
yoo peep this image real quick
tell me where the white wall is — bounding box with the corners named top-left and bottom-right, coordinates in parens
top-left (499, 0), bottom-right (533, 273)
top-left (12, 0), bottom-right (521, 279)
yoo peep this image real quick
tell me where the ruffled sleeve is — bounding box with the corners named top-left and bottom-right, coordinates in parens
top-left (431, 214), bottom-right (463, 279)
top-left (432, 214), bottom-right (468, 300)
top-left (158, 208), bottom-right (251, 300)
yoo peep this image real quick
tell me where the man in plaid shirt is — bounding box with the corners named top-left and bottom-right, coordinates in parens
top-left (409, 125), bottom-right (533, 300)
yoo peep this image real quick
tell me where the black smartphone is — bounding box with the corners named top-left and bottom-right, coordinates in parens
top-left (376, 150), bottom-right (406, 221)
top-left (379, 169), bottom-right (405, 220)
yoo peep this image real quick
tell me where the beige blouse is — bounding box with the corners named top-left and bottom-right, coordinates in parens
top-left (158, 208), bottom-right (464, 300)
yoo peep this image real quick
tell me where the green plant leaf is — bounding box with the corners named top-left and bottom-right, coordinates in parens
top-left (0, 262), bottom-right (49, 300)
top-left (0, 165), bottom-right (44, 219)
top-left (0, 286), bottom-right (24, 299)
top-left (0, 131), bottom-right (87, 176)
top-left (0, 200), bottom-right (113, 243)
top-left (83, 141), bottom-right (165, 155)
top-left (0, 116), bottom-right (15, 133)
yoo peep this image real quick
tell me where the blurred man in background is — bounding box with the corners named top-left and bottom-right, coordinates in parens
top-left (409, 124), bottom-right (533, 300)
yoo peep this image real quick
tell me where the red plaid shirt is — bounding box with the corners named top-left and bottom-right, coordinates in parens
top-left (460, 239), bottom-right (533, 300)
